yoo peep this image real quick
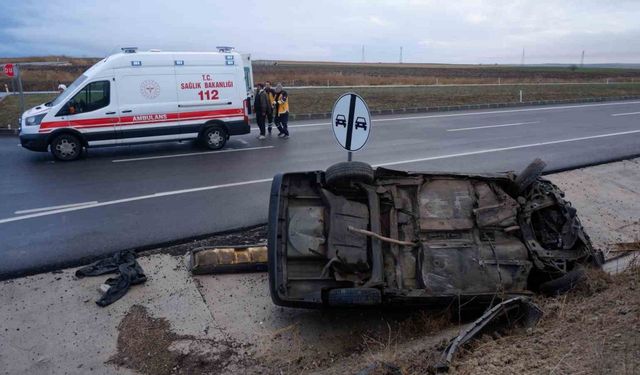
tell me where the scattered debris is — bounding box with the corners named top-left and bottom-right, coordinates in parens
top-left (451, 266), bottom-right (640, 374)
top-left (189, 245), bottom-right (267, 274)
top-left (75, 250), bottom-right (146, 306)
top-left (435, 297), bottom-right (543, 372)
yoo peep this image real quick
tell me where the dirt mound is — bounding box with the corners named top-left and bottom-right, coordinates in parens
top-left (450, 267), bottom-right (640, 374)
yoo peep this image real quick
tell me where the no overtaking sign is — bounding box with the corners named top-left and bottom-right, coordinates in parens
top-left (331, 93), bottom-right (371, 153)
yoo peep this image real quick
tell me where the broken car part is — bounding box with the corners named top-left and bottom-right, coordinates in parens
top-left (435, 296), bottom-right (543, 372)
top-left (189, 245), bottom-right (268, 274)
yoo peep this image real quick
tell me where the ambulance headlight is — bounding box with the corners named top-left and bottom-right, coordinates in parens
top-left (25, 114), bottom-right (46, 126)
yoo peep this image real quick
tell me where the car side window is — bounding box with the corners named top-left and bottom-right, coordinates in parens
top-left (57, 80), bottom-right (110, 116)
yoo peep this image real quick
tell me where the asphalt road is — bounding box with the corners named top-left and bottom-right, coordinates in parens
top-left (2, 100), bottom-right (640, 279)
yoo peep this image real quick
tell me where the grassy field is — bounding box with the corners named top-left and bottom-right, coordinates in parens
top-left (0, 93), bottom-right (56, 128)
top-left (2, 84), bottom-right (640, 128)
top-left (3, 57), bottom-right (640, 91)
top-left (2, 57), bottom-right (640, 127)
top-left (287, 83), bottom-right (640, 115)
top-left (255, 60), bottom-right (640, 86)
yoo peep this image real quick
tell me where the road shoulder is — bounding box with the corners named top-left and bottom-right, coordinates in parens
top-left (1, 158), bottom-right (639, 374)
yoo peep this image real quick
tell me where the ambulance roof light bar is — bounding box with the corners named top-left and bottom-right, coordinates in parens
top-left (216, 46), bottom-right (235, 53)
top-left (121, 47), bottom-right (138, 54)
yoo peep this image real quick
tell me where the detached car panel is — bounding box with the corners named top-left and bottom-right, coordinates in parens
top-left (268, 160), bottom-right (601, 308)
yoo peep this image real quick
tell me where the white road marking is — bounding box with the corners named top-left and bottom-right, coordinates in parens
top-left (0, 179), bottom-right (274, 225)
top-left (447, 121), bottom-right (540, 132)
top-left (3, 127), bottom-right (640, 225)
top-left (374, 129), bottom-right (640, 167)
top-left (285, 100), bottom-right (640, 129)
top-left (611, 111), bottom-right (640, 117)
top-left (112, 146), bottom-right (274, 163)
top-left (14, 201), bottom-right (98, 215)
top-left (238, 139), bottom-right (249, 145)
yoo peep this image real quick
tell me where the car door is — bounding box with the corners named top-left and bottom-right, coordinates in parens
top-left (56, 78), bottom-right (119, 145)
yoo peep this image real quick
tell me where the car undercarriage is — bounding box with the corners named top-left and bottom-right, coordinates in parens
top-left (268, 159), bottom-right (603, 308)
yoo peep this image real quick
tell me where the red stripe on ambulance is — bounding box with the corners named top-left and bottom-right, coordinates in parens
top-left (39, 108), bottom-right (244, 132)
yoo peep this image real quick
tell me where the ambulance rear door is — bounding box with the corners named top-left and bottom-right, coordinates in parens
top-left (174, 54), bottom-right (244, 134)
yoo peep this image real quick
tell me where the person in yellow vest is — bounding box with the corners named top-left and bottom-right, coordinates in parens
top-left (264, 81), bottom-right (276, 135)
top-left (273, 83), bottom-right (290, 139)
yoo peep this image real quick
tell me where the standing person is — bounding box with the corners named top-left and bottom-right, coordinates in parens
top-left (273, 83), bottom-right (290, 139)
top-left (253, 83), bottom-right (268, 140)
top-left (264, 81), bottom-right (276, 135)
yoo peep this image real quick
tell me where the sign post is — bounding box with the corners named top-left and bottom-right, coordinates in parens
top-left (331, 92), bottom-right (371, 161)
top-left (15, 65), bottom-right (25, 117)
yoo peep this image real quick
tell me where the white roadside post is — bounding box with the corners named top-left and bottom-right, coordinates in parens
top-left (331, 92), bottom-right (371, 162)
top-left (519, 89), bottom-right (523, 103)
top-left (15, 65), bottom-right (25, 117)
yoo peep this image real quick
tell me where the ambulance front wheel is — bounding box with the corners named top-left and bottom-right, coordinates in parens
top-left (201, 126), bottom-right (228, 150)
top-left (50, 133), bottom-right (83, 161)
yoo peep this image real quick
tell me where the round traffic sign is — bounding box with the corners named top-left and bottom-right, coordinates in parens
top-left (331, 93), bottom-right (371, 152)
top-left (3, 63), bottom-right (14, 77)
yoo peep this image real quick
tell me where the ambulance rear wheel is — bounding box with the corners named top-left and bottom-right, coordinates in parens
top-left (202, 126), bottom-right (227, 150)
top-left (50, 134), bottom-right (83, 161)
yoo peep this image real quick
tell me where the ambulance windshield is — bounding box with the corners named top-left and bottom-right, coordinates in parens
top-left (47, 74), bottom-right (88, 107)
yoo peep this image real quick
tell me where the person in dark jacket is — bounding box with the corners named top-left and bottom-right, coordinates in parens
top-left (253, 83), bottom-right (268, 139)
top-left (273, 83), bottom-right (290, 139)
top-left (264, 81), bottom-right (276, 135)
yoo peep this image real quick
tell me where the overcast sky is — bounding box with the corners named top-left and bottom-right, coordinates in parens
top-left (2, 0), bottom-right (639, 64)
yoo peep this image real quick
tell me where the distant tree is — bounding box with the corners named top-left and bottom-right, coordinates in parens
top-left (568, 64), bottom-right (578, 72)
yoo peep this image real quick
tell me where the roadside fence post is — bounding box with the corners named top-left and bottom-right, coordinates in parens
top-left (498, 77), bottom-right (501, 85)
top-left (519, 90), bottom-right (523, 103)
top-left (16, 65), bottom-right (25, 116)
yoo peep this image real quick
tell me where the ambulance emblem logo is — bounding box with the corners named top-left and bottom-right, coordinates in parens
top-left (140, 80), bottom-right (161, 99)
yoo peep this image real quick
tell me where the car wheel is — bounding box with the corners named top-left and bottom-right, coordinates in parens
top-left (515, 158), bottom-right (547, 193)
top-left (50, 134), bottom-right (82, 161)
top-left (325, 161), bottom-right (374, 188)
top-left (327, 288), bottom-right (381, 306)
top-left (201, 126), bottom-right (227, 150)
top-left (539, 265), bottom-right (586, 296)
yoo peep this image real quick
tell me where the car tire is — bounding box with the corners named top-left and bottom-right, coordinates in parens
top-left (201, 126), bottom-right (227, 150)
top-left (50, 133), bottom-right (83, 161)
top-left (325, 161), bottom-right (374, 188)
top-left (539, 265), bottom-right (586, 296)
top-left (327, 288), bottom-right (381, 306)
top-left (515, 158), bottom-right (547, 193)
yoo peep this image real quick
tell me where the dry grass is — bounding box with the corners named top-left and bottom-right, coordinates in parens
top-left (255, 61), bottom-right (640, 87)
top-left (287, 84), bottom-right (640, 115)
top-left (451, 265), bottom-right (640, 375)
top-left (0, 93), bottom-right (57, 128)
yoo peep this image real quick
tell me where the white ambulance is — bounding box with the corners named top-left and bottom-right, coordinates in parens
top-left (19, 47), bottom-right (254, 161)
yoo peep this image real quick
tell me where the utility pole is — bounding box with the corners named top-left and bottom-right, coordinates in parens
top-left (580, 50), bottom-right (585, 67)
top-left (521, 48), bottom-right (525, 66)
top-left (399, 46), bottom-right (403, 64)
top-left (361, 45), bottom-right (365, 63)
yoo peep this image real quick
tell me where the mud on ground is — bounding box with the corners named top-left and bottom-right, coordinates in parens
top-left (107, 263), bottom-right (640, 375)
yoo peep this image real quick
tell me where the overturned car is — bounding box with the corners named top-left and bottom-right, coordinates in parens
top-left (268, 159), bottom-right (603, 308)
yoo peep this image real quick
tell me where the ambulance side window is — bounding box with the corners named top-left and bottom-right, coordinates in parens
top-left (57, 80), bottom-right (110, 116)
